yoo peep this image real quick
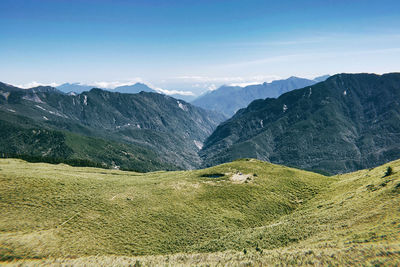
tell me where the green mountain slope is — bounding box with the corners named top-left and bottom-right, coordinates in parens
top-left (0, 83), bottom-right (226, 170)
top-left (0, 110), bottom-right (175, 171)
top-left (0, 158), bottom-right (399, 265)
top-left (201, 73), bottom-right (400, 174)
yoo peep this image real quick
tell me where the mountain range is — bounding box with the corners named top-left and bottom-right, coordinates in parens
top-left (191, 76), bottom-right (329, 117)
top-left (0, 82), bottom-right (225, 171)
top-left (57, 83), bottom-right (94, 94)
top-left (1, 73), bottom-right (400, 175)
top-left (57, 82), bottom-right (157, 94)
top-left (200, 73), bottom-right (400, 174)
top-left (57, 82), bottom-right (197, 101)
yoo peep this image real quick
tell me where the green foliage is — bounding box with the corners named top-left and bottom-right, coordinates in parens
top-left (201, 73), bottom-right (400, 174)
top-left (0, 119), bottom-right (73, 159)
top-left (0, 86), bottom-right (225, 170)
top-left (0, 117), bottom-right (177, 172)
top-left (384, 166), bottom-right (393, 177)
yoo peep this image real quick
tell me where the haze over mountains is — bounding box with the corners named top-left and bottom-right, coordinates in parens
top-left (191, 76), bottom-right (329, 117)
top-left (56, 75), bottom-right (330, 111)
top-left (57, 82), bottom-right (201, 102)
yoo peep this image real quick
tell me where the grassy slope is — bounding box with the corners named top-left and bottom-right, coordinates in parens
top-left (1, 158), bottom-right (399, 266)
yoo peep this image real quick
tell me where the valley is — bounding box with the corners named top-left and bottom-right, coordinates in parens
top-left (0, 83), bottom-right (225, 171)
top-left (2, 73), bottom-right (400, 175)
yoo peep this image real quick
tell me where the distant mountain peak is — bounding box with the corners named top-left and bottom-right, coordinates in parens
top-left (113, 83), bottom-right (156, 94)
top-left (133, 82), bottom-right (147, 86)
top-left (60, 82), bottom-right (81, 86)
top-left (192, 76), bottom-right (317, 117)
top-left (57, 83), bottom-right (94, 94)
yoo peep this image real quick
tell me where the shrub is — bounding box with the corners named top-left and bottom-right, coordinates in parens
top-left (384, 166), bottom-right (393, 177)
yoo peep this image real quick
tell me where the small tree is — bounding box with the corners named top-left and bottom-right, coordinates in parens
top-left (384, 166), bottom-right (393, 177)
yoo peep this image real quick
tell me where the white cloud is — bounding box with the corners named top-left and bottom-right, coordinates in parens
top-left (17, 81), bottom-right (61, 89)
top-left (118, 80), bottom-right (196, 96)
top-left (89, 78), bottom-right (195, 95)
top-left (92, 78), bottom-right (144, 89)
top-left (14, 78), bottom-right (195, 96)
top-left (153, 87), bottom-right (195, 96)
top-left (228, 82), bottom-right (261, 87)
top-left (207, 84), bottom-right (217, 91)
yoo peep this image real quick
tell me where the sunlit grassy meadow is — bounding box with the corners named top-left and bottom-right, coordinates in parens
top-left (1, 158), bottom-right (399, 266)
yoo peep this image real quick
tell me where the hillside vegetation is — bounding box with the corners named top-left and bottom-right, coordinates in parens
top-left (0, 111), bottom-right (176, 172)
top-left (0, 83), bottom-right (225, 171)
top-left (1, 158), bottom-right (399, 266)
top-left (201, 73), bottom-right (400, 174)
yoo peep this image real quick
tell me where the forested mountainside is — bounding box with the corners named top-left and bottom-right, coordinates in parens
top-left (201, 73), bottom-right (400, 174)
top-left (0, 82), bottom-right (225, 171)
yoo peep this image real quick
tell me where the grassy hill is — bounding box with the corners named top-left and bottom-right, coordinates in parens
top-left (1, 158), bottom-right (399, 266)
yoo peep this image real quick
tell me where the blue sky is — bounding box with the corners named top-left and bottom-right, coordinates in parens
top-left (1, 0), bottom-right (400, 96)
